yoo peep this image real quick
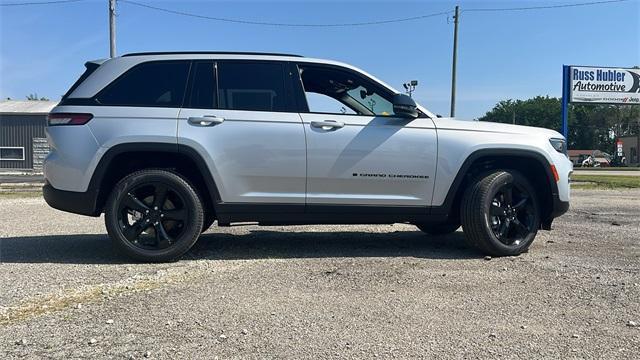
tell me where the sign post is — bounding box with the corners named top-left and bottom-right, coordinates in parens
top-left (562, 65), bottom-right (640, 140)
top-left (561, 65), bottom-right (570, 138)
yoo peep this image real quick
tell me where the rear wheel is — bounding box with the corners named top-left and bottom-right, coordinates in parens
top-left (104, 169), bottom-right (203, 262)
top-left (461, 170), bottom-right (539, 256)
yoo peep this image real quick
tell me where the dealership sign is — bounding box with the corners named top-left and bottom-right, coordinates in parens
top-left (570, 66), bottom-right (640, 104)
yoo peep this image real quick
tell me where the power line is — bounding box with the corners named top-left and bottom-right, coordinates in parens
top-left (119, 0), bottom-right (453, 27)
top-left (0, 0), bottom-right (86, 6)
top-left (463, 0), bottom-right (629, 13)
top-left (1, 0), bottom-right (630, 23)
top-left (117, 0), bottom-right (630, 27)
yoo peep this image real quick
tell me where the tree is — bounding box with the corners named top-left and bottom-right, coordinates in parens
top-left (26, 93), bottom-right (49, 101)
top-left (479, 96), bottom-right (640, 153)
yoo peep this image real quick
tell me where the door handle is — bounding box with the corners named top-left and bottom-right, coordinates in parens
top-left (310, 120), bottom-right (345, 130)
top-left (188, 115), bottom-right (224, 126)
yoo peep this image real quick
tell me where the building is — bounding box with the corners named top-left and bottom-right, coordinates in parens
top-left (0, 100), bottom-right (56, 172)
top-left (567, 149), bottom-right (611, 167)
top-left (568, 150), bottom-right (595, 166)
top-left (616, 135), bottom-right (639, 166)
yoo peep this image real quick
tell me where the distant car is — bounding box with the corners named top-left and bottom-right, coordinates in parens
top-left (43, 52), bottom-right (572, 262)
top-left (581, 155), bottom-right (610, 167)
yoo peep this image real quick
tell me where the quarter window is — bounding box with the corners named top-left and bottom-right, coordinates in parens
top-left (97, 61), bottom-right (190, 107)
top-left (217, 61), bottom-right (288, 112)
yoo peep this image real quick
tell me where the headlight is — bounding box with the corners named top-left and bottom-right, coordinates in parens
top-left (549, 138), bottom-right (567, 155)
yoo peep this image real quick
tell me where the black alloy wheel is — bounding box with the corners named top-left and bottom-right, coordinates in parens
top-left (488, 182), bottom-right (536, 247)
top-left (117, 182), bottom-right (188, 250)
top-left (461, 170), bottom-right (540, 256)
top-left (105, 169), bottom-right (203, 262)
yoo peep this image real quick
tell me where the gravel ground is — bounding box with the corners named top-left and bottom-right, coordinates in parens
top-left (0, 189), bottom-right (638, 359)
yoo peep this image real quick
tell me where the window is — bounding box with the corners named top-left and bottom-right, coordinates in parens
top-left (0, 147), bottom-right (25, 161)
top-left (217, 61), bottom-right (289, 112)
top-left (299, 65), bottom-right (395, 116)
top-left (97, 61), bottom-right (190, 107)
top-left (305, 92), bottom-right (356, 115)
top-left (188, 62), bottom-right (216, 109)
top-left (346, 85), bottom-right (394, 116)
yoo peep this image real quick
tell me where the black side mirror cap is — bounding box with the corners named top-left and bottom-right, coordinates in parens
top-left (392, 94), bottom-right (418, 119)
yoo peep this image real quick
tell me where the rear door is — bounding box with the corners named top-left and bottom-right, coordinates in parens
top-left (178, 60), bottom-right (307, 204)
top-left (296, 63), bottom-right (437, 206)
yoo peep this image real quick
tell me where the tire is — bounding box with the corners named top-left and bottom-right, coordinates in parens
top-left (416, 221), bottom-right (460, 236)
top-left (461, 170), bottom-right (540, 256)
top-left (104, 169), bottom-right (204, 262)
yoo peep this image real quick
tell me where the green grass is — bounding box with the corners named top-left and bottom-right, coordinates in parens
top-left (572, 175), bottom-right (640, 189)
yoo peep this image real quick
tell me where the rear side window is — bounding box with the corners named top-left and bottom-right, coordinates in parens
top-left (97, 61), bottom-right (190, 107)
top-left (217, 61), bottom-right (289, 112)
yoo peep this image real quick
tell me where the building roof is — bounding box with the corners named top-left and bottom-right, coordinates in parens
top-left (617, 135), bottom-right (639, 140)
top-left (568, 150), bottom-right (595, 156)
top-left (0, 100), bottom-right (57, 115)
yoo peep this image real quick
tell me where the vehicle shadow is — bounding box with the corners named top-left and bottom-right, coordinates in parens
top-left (0, 230), bottom-right (479, 264)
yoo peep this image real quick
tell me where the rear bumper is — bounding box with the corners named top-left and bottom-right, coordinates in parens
top-left (43, 181), bottom-right (100, 217)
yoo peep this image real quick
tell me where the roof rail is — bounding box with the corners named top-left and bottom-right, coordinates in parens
top-left (122, 51), bottom-right (303, 58)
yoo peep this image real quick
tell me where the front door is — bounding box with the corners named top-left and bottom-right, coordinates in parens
top-left (296, 64), bottom-right (437, 206)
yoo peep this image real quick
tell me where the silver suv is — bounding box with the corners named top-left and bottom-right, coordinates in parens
top-left (44, 52), bottom-right (571, 262)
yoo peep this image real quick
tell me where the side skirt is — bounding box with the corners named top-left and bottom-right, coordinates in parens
top-left (214, 203), bottom-right (448, 226)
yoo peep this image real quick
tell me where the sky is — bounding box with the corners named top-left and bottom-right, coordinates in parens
top-left (0, 0), bottom-right (638, 119)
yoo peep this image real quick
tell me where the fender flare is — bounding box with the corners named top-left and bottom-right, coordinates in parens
top-left (88, 142), bottom-right (222, 213)
top-left (432, 148), bottom-right (559, 216)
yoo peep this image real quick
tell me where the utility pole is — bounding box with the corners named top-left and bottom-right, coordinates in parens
top-left (450, 5), bottom-right (459, 118)
top-left (109, 0), bottom-right (116, 58)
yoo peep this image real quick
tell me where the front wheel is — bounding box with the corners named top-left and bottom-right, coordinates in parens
top-left (461, 170), bottom-right (540, 256)
top-left (104, 169), bottom-right (204, 262)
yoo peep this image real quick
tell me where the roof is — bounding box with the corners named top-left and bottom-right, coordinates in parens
top-left (122, 51), bottom-right (303, 58)
top-left (568, 150), bottom-right (597, 156)
top-left (0, 100), bottom-right (57, 115)
top-left (617, 135), bottom-right (639, 140)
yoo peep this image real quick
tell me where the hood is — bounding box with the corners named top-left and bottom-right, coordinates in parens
top-left (433, 117), bottom-right (564, 139)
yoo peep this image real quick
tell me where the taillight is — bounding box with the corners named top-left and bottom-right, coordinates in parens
top-left (47, 113), bottom-right (93, 126)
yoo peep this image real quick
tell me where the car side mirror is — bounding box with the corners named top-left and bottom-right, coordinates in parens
top-left (392, 94), bottom-right (418, 119)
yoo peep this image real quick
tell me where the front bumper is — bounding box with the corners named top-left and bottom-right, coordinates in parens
top-left (540, 193), bottom-right (570, 230)
top-left (43, 181), bottom-right (100, 217)
top-left (551, 196), bottom-right (570, 218)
